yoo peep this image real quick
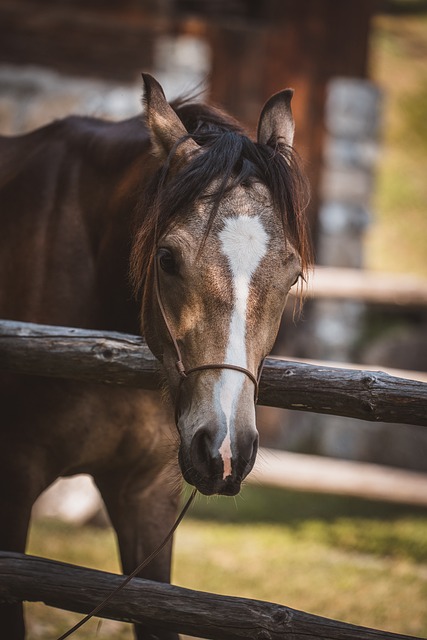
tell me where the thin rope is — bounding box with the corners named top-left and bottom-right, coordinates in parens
top-left (154, 255), bottom-right (187, 378)
top-left (55, 487), bottom-right (197, 640)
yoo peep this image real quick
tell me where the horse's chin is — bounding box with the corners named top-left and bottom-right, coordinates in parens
top-left (192, 477), bottom-right (242, 497)
top-left (179, 452), bottom-right (244, 496)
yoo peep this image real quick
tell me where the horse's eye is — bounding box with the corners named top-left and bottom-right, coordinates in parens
top-left (157, 248), bottom-right (177, 275)
top-left (291, 273), bottom-right (302, 287)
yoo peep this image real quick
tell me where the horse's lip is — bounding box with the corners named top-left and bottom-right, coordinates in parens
top-left (214, 481), bottom-right (242, 497)
top-left (194, 481), bottom-right (242, 497)
top-left (181, 466), bottom-right (242, 496)
top-left (178, 446), bottom-right (247, 495)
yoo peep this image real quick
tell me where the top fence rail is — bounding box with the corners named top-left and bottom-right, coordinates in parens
top-left (1, 319), bottom-right (426, 427)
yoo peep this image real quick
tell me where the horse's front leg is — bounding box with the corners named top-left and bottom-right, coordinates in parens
top-left (95, 467), bottom-right (182, 640)
top-left (0, 492), bottom-right (29, 639)
top-left (0, 457), bottom-right (47, 640)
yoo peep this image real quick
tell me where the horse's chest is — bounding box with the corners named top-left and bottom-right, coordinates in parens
top-left (0, 377), bottom-right (172, 475)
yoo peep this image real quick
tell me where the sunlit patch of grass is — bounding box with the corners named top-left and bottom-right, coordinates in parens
top-left (296, 516), bottom-right (427, 563)
top-left (25, 603), bottom-right (133, 640)
top-left (174, 519), bottom-right (427, 637)
top-left (26, 486), bottom-right (427, 639)
top-left (26, 520), bottom-right (133, 639)
top-left (173, 486), bottom-right (427, 636)
top-left (27, 518), bottom-right (120, 571)
top-left (189, 485), bottom-right (427, 563)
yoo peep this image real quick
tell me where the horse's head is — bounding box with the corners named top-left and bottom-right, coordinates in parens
top-left (132, 74), bottom-right (310, 496)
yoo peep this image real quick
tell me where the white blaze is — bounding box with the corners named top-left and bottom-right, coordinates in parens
top-left (215, 215), bottom-right (269, 479)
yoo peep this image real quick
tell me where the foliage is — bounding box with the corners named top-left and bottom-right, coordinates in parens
top-left (366, 13), bottom-right (427, 277)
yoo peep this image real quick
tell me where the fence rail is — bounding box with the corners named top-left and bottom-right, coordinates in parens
top-left (295, 265), bottom-right (427, 306)
top-left (1, 319), bottom-right (426, 426)
top-left (0, 551), bottom-right (422, 640)
top-left (1, 318), bottom-right (427, 638)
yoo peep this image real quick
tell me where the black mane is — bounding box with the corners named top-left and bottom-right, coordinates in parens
top-left (130, 100), bottom-right (311, 296)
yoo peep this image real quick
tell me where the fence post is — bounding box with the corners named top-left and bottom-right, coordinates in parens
top-left (314, 77), bottom-right (382, 361)
top-left (279, 78), bottom-right (386, 462)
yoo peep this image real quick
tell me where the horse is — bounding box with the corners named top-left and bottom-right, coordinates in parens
top-left (0, 73), bottom-right (310, 639)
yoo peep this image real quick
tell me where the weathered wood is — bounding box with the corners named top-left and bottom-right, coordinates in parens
top-left (252, 449), bottom-right (427, 506)
top-left (0, 319), bottom-right (426, 426)
top-left (292, 266), bottom-right (427, 306)
top-left (259, 357), bottom-right (427, 426)
top-left (0, 551), bottom-right (421, 640)
top-left (0, 320), bottom-right (160, 390)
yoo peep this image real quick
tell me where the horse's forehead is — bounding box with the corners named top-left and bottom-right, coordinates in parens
top-left (189, 182), bottom-right (276, 236)
top-left (163, 182), bottom-right (281, 258)
top-left (205, 181), bottom-right (273, 217)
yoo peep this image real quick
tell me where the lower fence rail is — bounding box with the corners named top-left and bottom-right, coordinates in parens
top-left (0, 551), bottom-right (422, 640)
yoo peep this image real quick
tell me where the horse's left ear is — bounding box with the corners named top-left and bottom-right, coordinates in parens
top-left (257, 89), bottom-right (295, 149)
top-left (142, 73), bottom-right (199, 164)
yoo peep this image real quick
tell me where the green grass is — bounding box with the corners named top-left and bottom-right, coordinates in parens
top-left (26, 486), bottom-right (427, 639)
top-left (189, 485), bottom-right (427, 563)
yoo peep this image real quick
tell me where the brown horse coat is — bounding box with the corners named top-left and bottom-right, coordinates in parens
top-left (0, 74), bottom-right (310, 639)
top-left (0, 112), bottom-right (183, 639)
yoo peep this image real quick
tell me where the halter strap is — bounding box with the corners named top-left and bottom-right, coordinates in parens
top-left (153, 256), bottom-right (263, 413)
top-left (153, 256), bottom-right (187, 377)
top-left (185, 363), bottom-right (258, 389)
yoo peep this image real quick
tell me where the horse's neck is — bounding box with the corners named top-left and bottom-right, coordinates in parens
top-left (0, 117), bottom-right (151, 334)
top-left (92, 163), bottom-right (146, 334)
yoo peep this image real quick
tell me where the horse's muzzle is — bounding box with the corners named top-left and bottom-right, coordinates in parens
top-left (178, 426), bottom-right (259, 496)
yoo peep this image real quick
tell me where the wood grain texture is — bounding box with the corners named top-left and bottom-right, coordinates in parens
top-left (0, 551), bottom-right (421, 640)
top-left (291, 266), bottom-right (427, 306)
top-left (0, 319), bottom-right (426, 426)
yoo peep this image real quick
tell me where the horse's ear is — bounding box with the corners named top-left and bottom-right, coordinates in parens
top-left (257, 89), bottom-right (295, 149)
top-left (142, 73), bottom-right (199, 163)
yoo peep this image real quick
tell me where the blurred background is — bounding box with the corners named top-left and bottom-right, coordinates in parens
top-left (0, 0), bottom-right (426, 638)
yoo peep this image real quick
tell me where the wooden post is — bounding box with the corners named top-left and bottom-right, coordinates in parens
top-left (206, 0), bottom-right (378, 239)
top-left (311, 78), bottom-right (382, 361)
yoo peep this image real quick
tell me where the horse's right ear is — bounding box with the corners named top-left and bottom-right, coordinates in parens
top-left (257, 89), bottom-right (295, 149)
top-left (142, 73), bottom-right (199, 164)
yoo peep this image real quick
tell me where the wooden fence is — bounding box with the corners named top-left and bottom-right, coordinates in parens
top-left (1, 319), bottom-right (426, 426)
top-left (1, 317), bottom-right (427, 639)
top-left (0, 551), bottom-right (423, 640)
top-left (294, 265), bottom-right (427, 306)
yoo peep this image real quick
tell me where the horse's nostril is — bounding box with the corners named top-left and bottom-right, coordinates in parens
top-left (244, 431), bottom-right (259, 476)
top-left (190, 428), bottom-right (215, 473)
top-left (252, 431), bottom-right (259, 459)
top-left (189, 426), bottom-right (259, 481)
